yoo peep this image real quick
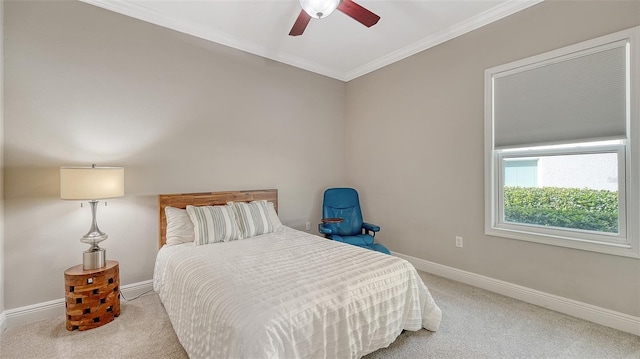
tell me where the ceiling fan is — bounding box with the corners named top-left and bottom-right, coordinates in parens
top-left (289, 0), bottom-right (380, 36)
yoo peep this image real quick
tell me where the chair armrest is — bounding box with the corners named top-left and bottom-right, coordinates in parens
top-left (318, 223), bottom-right (332, 235)
top-left (362, 222), bottom-right (380, 232)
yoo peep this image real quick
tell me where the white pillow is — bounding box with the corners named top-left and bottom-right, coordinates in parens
top-left (263, 201), bottom-right (283, 231)
top-left (229, 201), bottom-right (273, 239)
top-left (186, 205), bottom-right (242, 245)
top-left (165, 207), bottom-right (195, 246)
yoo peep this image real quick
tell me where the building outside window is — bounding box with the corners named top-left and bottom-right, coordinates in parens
top-left (503, 158), bottom-right (538, 187)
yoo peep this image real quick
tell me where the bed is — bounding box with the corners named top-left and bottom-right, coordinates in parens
top-left (153, 189), bottom-right (442, 359)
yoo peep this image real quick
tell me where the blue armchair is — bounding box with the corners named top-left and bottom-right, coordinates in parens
top-left (318, 188), bottom-right (390, 255)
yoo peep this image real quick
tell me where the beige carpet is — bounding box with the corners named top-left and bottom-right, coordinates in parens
top-left (1, 272), bottom-right (638, 359)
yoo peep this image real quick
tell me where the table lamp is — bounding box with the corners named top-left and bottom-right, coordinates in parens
top-left (60, 164), bottom-right (124, 270)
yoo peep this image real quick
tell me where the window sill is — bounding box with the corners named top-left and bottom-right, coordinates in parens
top-left (485, 226), bottom-right (639, 258)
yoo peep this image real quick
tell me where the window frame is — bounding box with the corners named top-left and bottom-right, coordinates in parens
top-left (484, 26), bottom-right (640, 258)
top-left (496, 144), bottom-right (626, 245)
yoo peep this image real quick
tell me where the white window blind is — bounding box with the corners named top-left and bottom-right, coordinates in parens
top-left (493, 43), bottom-right (627, 149)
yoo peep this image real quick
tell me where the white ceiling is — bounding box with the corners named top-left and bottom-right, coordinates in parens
top-left (81, 0), bottom-right (543, 81)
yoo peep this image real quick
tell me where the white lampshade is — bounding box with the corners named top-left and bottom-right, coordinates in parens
top-left (299, 0), bottom-right (341, 19)
top-left (60, 165), bottom-right (124, 200)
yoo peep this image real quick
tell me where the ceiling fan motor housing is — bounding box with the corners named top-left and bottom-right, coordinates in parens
top-left (299, 0), bottom-right (341, 19)
top-left (289, 0), bottom-right (379, 36)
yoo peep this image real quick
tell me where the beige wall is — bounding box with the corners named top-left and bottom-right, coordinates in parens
top-left (346, 0), bottom-right (640, 316)
top-left (3, 1), bottom-right (346, 308)
top-left (3, 0), bottom-right (640, 320)
top-left (1, 0), bottom-right (5, 316)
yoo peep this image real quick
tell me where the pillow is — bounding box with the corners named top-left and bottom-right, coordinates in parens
top-left (263, 201), bottom-right (283, 231)
top-left (186, 205), bottom-right (242, 245)
top-left (229, 200), bottom-right (273, 238)
top-left (164, 206), bottom-right (195, 246)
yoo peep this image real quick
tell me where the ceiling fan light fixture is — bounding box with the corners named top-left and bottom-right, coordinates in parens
top-left (299, 0), bottom-right (341, 19)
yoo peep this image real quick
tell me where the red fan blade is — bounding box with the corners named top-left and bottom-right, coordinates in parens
top-left (337, 0), bottom-right (380, 27)
top-left (289, 10), bottom-right (312, 36)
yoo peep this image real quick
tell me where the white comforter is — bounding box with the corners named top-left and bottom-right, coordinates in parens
top-left (154, 227), bottom-right (441, 359)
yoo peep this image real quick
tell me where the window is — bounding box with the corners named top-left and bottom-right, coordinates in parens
top-left (484, 26), bottom-right (640, 257)
top-left (499, 142), bottom-right (624, 241)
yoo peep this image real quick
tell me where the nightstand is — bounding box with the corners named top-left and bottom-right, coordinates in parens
top-left (64, 260), bottom-right (120, 331)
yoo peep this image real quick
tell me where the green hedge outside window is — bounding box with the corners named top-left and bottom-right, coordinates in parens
top-left (504, 187), bottom-right (618, 233)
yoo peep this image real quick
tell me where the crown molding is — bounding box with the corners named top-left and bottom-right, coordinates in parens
top-left (80, 0), bottom-right (543, 82)
top-left (79, 0), bottom-right (346, 81)
top-left (344, 0), bottom-right (544, 80)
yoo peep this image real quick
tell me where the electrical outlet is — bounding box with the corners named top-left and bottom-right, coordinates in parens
top-left (455, 236), bottom-right (463, 248)
top-left (305, 221), bottom-right (311, 231)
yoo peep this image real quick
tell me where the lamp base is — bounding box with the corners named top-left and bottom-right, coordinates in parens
top-left (83, 248), bottom-right (106, 270)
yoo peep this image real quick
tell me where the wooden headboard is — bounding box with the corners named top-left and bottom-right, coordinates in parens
top-left (158, 189), bottom-right (278, 248)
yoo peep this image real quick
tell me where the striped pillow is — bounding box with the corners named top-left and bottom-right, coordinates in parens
top-left (229, 201), bottom-right (273, 239)
top-left (186, 205), bottom-right (242, 245)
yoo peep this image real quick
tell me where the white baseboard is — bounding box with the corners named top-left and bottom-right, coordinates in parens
top-left (0, 310), bottom-right (7, 333)
top-left (119, 279), bottom-right (155, 300)
top-left (393, 251), bottom-right (640, 336)
top-left (3, 263), bottom-right (638, 337)
top-left (0, 279), bottom-right (154, 332)
top-left (2, 297), bottom-right (65, 330)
